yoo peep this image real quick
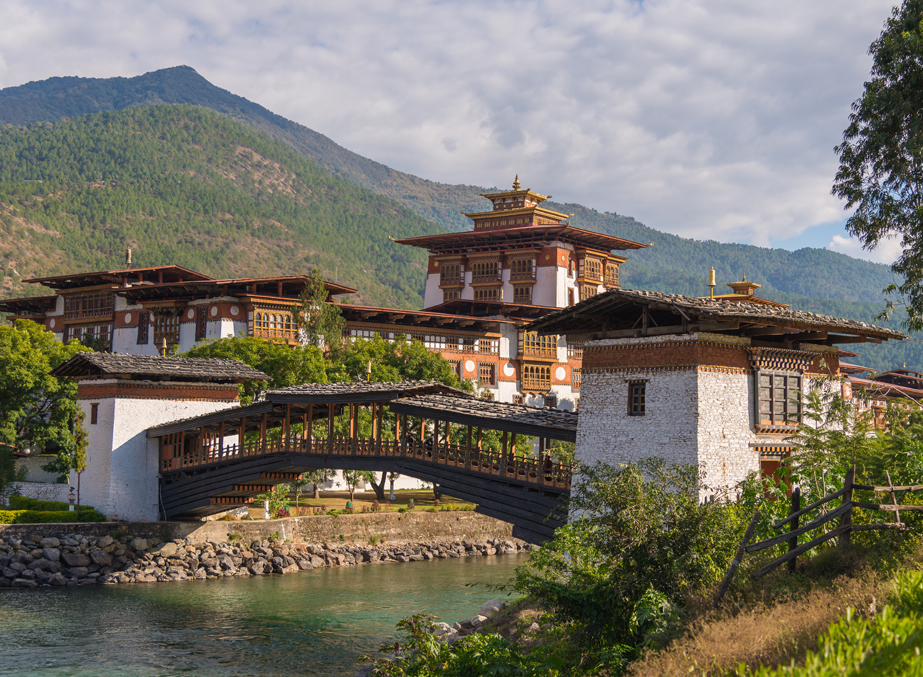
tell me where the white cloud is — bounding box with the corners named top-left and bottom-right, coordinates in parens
top-left (827, 234), bottom-right (905, 265)
top-left (0, 0), bottom-right (899, 249)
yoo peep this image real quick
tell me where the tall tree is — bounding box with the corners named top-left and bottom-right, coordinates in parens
top-left (295, 269), bottom-right (347, 358)
top-left (833, 0), bottom-right (923, 329)
top-left (0, 320), bottom-right (89, 454)
top-left (0, 443), bottom-right (27, 505)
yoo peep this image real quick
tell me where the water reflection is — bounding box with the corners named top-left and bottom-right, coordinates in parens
top-left (0, 554), bottom-right (527, 677)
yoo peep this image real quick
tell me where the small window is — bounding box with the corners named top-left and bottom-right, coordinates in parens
top-left (628, 381), bottom-right (646, 416)
top-left (137, 311), bottom-right (150, 345)
top-left (90, 403), bottom-right (99, 425)
top-left (568, 288), bottom-right (575, 306)
top-left (572, 368), bottom-right (582, 391)
top-left (513, 286), bottom-right (532, 304)
top-left (757, 372), bottom-right (802, 426)
top-left (443, 290), bottom-right (460, 303)
top-left (478, 363), bottom-right (496, 386)
top-left (544, 394), bottom-right (557, 409)
top-left (195, 307), bottom-right (208, 341)
top-left (513, 394), bottom-right (524, 405)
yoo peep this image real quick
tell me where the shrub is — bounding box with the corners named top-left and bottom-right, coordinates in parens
top-left (1, 509), bottom-right (106, 524)
top-left (371, 500), bottom-right (382, 512)
top-left (9, 496), bottom-right (100, 513)
top-left (0, 510), bottom-right (23, 524)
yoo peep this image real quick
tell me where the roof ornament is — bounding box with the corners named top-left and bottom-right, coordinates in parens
top-left (707, 267), bottom-right (717, 298)
top-left (513, 174), bottom-right (521, 190)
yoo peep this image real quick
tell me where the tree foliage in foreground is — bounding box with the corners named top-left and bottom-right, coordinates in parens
top-left (833, 0), bottom-right (923, 330)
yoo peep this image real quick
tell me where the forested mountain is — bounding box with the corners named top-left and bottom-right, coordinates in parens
top-left (0, 66), bottom-right (918, 371)
top-left (0, 105), bottom-right (437, 308)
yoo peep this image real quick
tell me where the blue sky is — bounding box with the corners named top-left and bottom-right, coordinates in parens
top-left (0, 0), bottom-right (904, 264)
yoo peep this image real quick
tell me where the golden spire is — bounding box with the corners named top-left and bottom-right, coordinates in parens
top-left (513, 174), bottom-right (521, 190)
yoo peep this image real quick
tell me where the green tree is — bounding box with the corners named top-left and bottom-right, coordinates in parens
top-left (832, 0), bottom-right (923, 329)
top-left (303, 469), bottom-right (335, 499)
top-left (0, 319), bottom-right (90, 454)
top-left (294, 269), bottom-right (347, 358)
top-left (182, 336), bottom-right (326, 403)
top-left (342, 469), bottom-right (376, 502)
top-left (290, 473), bottom-right (311, 511)
top-left (0, 443), bottom-right (27, 505)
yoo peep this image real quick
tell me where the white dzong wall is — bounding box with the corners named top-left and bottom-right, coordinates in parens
top-left (74, 380), bottom-right (241, 521)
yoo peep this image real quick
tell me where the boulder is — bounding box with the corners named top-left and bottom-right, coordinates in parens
top-left (48, 572), bottom-right (67, 586)
top-left (130, 538), bottom-right (149, 552)
top-left (90, 550), bottom-right (112, 567)
top-left (68, 567), bottom-right (89, 579)
top-left (39, 537), bottom-right (60, 549)
top-left (62, 553), bottom-right (91, 568)
top-left (249, 561), bottom-right (268, 576)
top-left (153, 542), bottom-right (178, 558)
top-left (480, 599), bottom-right (503, 618)
top-left (42, 547), bottom-right (61, 562)
top-left (97, 536), bottom-right (114, 548)
top-left (11, 578), bottom-right (38, 588)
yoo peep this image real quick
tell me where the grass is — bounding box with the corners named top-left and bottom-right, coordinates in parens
top-left (627, 545), bottom-right (906, 676)
top-left (245, 490), bottom-right (473, 519)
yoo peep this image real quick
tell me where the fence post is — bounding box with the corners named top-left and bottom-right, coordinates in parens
top-left (788, 485), bottom-right (801, 573)
top-left (715, 511), bottom-right (761, 607)
top-left (838, 466), bottom-right (855, 549)
top-left (886, 470), bottom-right (902, 526)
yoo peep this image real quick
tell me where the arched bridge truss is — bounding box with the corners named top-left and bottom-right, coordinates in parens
top-left (146, 382), bottom-right (576, 544)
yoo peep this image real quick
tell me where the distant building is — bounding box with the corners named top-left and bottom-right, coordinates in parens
top-left (0, 178), bottom-right (648, 411)
top-left (527, 285), bottom-right (906, 492)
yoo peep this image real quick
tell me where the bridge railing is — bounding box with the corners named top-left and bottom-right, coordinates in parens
top-left (161, 434), bottom-right (571, 490)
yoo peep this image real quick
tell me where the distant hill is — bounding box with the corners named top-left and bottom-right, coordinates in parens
top-left (0, 105), bottom-right (438, 308)
top-left (0, 66), bottom-right (917, 372)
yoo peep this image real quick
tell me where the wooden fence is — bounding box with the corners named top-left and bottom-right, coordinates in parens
top-left (715, 467), bottom-right (922, 605)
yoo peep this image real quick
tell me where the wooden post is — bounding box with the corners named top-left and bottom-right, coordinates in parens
top-left (787, 486), bottom-right (801, 573)
top-left (307, 405), bottom-right (313, 453)
top-left (443, 420), bottom-right (450, 456)
top-left (284, 404), bottom-right (291, 449)
top-left (466, 426), bottom-right (472, 470)
top-left (501, 431), bottom-right (508, 469)
top-left (219, 421), bottom-right (225, 457)
top-left (839, 466), bottom-right (855, 549)
top-left (376, 403), bottom-right (383, 452)
top-left (394, 411), bottom-right (402, 456)
top-left (350, 404), bottom-right (357, 455)
top-left (886, 471), bottom-right (901, 526)
top-left (477, 427), bottom-right (482, 450)
top-left (511, 433), bottom-right (517, 457)
top-left (238, 417), bottom-right (245, 451)
top-left (715, 511), bottom-right (761, 607)
top-left (327, 403), bottom-right (334, 454)
top-left (260, 412), bottom-right (268, 453)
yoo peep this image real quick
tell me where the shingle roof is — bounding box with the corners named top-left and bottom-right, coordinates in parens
top-left (51, 353), bottom-right (270, 383)
top-left (268, 380), bottom-right (469, 403)
top-left (527, 288), bottom-right (907, 342)
top-left (389, 394), bottom-right (578, 441)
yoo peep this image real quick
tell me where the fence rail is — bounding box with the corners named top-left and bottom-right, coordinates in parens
top-left (161, 435), bottom-right (572, 490)
top-left (715, 466), bottom-right (919, 606)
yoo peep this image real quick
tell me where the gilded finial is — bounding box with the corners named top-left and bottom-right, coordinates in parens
top-left (513, 174), bottom-right (521, 190)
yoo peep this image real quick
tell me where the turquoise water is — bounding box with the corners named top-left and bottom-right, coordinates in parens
top-left (0, 554), bottom-right (528, 676)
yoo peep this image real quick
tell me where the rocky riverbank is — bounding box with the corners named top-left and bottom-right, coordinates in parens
top-left (0, 532), bottom-right (533, 589)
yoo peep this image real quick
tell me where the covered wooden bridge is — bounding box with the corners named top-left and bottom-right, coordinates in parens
top-left (147, 381), bottom-right (576, 543)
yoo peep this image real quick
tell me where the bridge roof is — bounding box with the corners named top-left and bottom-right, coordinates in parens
top-left (146, 380), bottom-right (468, 437)
top-left (53, 353), bottom-right (271, 383)
top-left (389, 394), bottom-right (577, 442)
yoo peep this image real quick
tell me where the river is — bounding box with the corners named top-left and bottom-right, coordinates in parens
top-left (0, 553), bottom-right (528, 677)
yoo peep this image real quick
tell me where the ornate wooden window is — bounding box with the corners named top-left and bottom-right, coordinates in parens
top-left (521, 331), bottom-right (557, 358)
top-left (757, 372), bottom-right (802, 426)
top-left (63, 291), bottom-right (113, 321)
top-left (439, 262), bottom-right (463, 287)
top-left (253, 310), bottom-right (295, 340)
top-left (513, 394), bottom-right (524, 405)
top-left (509, 257), bottom-right (535, 281)
top-left (605, 263), bottom-right (619, 288)
top-left (153, 312), bottom-right (180, 349)
top-left (513, 286), bottom-right (532, 304)
top-left (580, 258), bottom-right (602, 281)
top-left (580, 284), bottom-right (598, 301)
top-left (628, 381), bottom-right (646, 416)
top-left (567, 343), bottom-right (584, 359)
top-left (478, 363), bottom-right (496, 386)
top-left (471, 260), bottom-right (501, 284)
top-left (443, 290), bottom-right (460, 303)
top-left (522, 364), bottom-right (551, 392)
top-left (474, 287), bottom-right (500, 301)
top-left (195, 307), bottom-right (208, 341)
top-left (66, 323), bottom-right (112, 348)
top-left (448, 360), bottom-right (462, 380)
top-left (544, 394), bottom-right (557, 409)
top-left (137, 311), bottom-right (150, 345)
top-left (572, 368), bottom-right (582, 391)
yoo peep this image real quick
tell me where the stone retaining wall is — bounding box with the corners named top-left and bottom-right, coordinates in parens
top-left (2, 482), bottom-right (71, 505)
top-left (0, 510), bottom-right (512, 545)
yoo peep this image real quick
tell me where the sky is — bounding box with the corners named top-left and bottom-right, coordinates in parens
top-left (0, 0), bottom-right (904, 264)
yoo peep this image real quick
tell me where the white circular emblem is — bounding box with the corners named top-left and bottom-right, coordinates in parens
top-left (230, 306), bottom-right (240, 316)
top-left (49, 318), bottom-right (56, 329)
top-left (503, 362), bottom-right (515, 377)
top-left (124, 313), bottom-right (132, 324)
top-left (187, 309), bottom-right (194, 319)
top-left (210, 306), bottom-right (218, 317)
top-left (555, 367), bottom-right (566, 380)
top-left (464, 360), bottom-right (475, 372)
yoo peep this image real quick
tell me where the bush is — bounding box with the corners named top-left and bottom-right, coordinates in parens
top-left (8, 496), bottom-right (100, 514)
top-left (0, 508), bottom-right (106, 524)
